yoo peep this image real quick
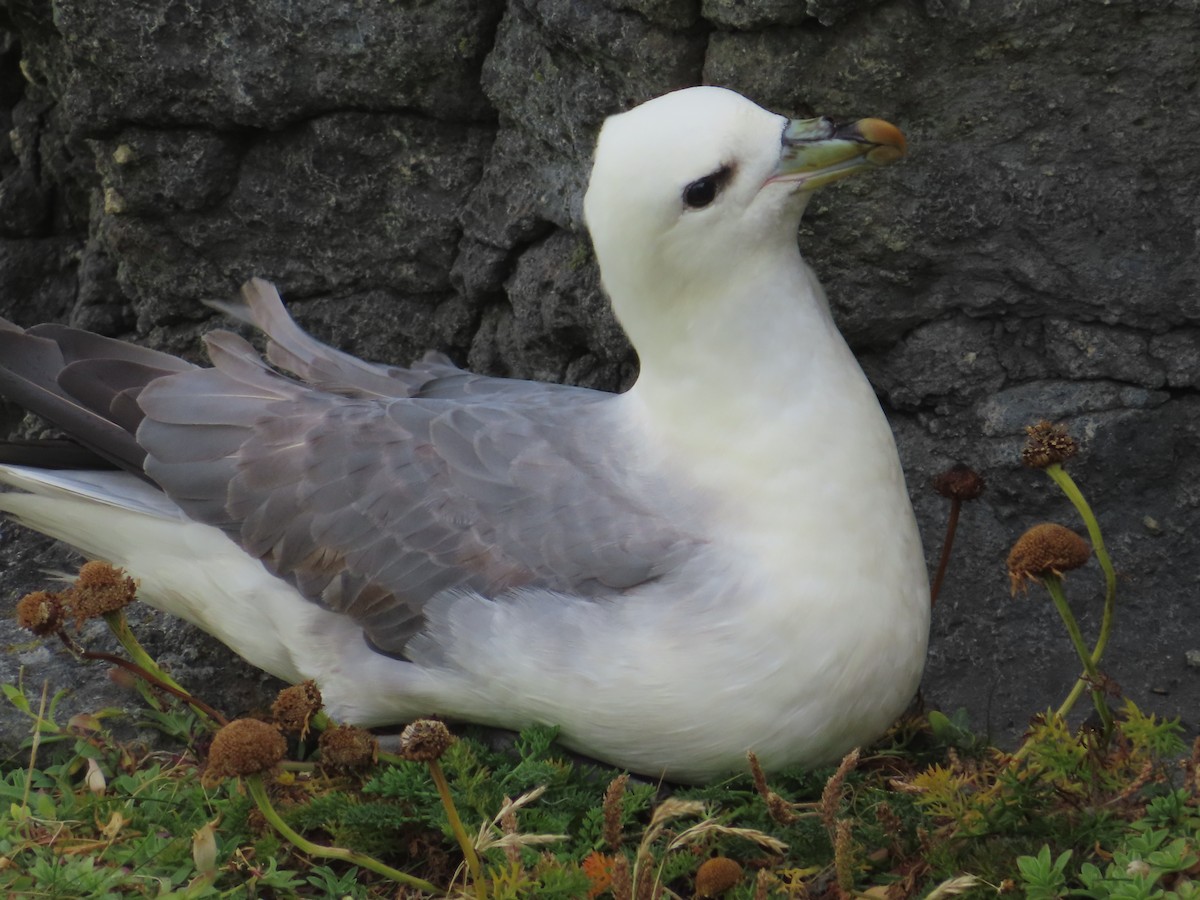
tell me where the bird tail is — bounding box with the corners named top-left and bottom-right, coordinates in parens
top-left (0, 318), bottom-right (194, 472)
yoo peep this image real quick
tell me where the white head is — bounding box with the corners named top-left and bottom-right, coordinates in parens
top-left (582, 87), bottom-right (904, 356)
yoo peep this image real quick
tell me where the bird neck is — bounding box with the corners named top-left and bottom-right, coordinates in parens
top-left (614, 252), bottom-right (919, 612)
top-left (618, 250), bottom-right (898, 508)
top-left (626, 254), bottom-right (859, 417)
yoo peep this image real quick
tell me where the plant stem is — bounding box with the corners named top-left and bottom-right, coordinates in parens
top-left (1044, 464), bottom-right (1117, 669)
top-left (428, 759), bottom-right (486, 899)
top-left (1043, 575), bottom-right (1113, 735)
top-left (103, 610), bottom-right (186, 692)
top-left (18, 681), bottom-right (51, 821)
top-left (59, 625), bottom-right (228, 726)
top-left (1043, 463), bottom-right (1117, 737)
top-left (929, 496), bottom-right (962, 608)
top-left (245, 774), bottom-right (441, 895)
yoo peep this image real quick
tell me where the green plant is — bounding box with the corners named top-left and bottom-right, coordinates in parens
top-left (1017, 845), bottom-right (1073, 899)
top-left (1020, 420), bottom-right (1120, 735)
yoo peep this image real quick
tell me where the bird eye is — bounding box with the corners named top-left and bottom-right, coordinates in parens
top-left (683, 177), bottom-right (718, 209)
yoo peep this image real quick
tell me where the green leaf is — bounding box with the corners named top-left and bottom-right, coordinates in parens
top-left (2, 682), bottom-right (31, 714)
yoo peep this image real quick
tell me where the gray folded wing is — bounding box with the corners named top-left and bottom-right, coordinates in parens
top-left (134, 284), bottom-right (699, 656)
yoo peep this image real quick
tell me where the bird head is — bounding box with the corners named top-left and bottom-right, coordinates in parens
top-left (583, 87), bottom-right (904, 347)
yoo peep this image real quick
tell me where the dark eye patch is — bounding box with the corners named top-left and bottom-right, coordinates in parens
top-left (682, 165), bottom-right (732, 210)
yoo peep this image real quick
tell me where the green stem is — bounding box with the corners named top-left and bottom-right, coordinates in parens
top-left (1053, 675), bottom-right (1088, 726)
top-left (103, 610), bottom-right (186, 692)
top-left (1043, 464), bottom-right (1117, 669)
top-left (90, 612), bottom-right (226, 726)
top-left (245, 774), bottom-right (441, 895)
top-left (1043, 575), bottom-right (1113, 736)
top-left (428, 759), bottom-right (486, 899)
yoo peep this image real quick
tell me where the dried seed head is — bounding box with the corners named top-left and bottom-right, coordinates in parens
top-left (69, 561), bottom-right (137, 624)
top-left (272, 681), bottom-right (323, 736)
top-left (1007, 523), bottom-right (1091, 594)
top-left (397, 719), bottom-right (454, 762)
top-left (318, 724), bottom-right (378, 769)
top-left (602, 773), bottom-right (629, 850)
top-left (610, 854), bottom-right (632, 900)
top-left (753, 869), bottom-right (775, 900)
top-left (499, 794), bottom-right (521, 864)
top-left (695, 857), bottom-right (744, 897)
top-left (746, 750), bottom-right (798, 825)
top-left (16, 590), bottom-right (65, 636)
top-left (931, 464), bottom-right (986, 501)
top-left (833, 819), bottom-right (859, 894)
top-left (819, 748), bottom-right (860, 835)
top-left (1021, 420), bottom-right (1078, 469)
top-left (205, 719), bottom-right (286, 781)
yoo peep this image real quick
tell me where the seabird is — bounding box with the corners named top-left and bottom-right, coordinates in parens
top-left (0, 87), bottom-right (928, 782)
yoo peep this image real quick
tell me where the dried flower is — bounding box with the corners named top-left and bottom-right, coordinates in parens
top-left (318, 724), bottom-right (378, 769)
top-left (69, 561), bottom-right (138, 624)
top-left (1007, 523), bottom-right (1091, 594)
top-left (695, 857), bottom-right (743, 897)
top-left (931, 464), bottom-right (986, 501)
top-left (205, 719), bottom-right (286, 782)
top-left (272, 681), bottom-right (323, 736)
top-left (397, 718), bottom-right (454, 762)
top-left (1021, 420), bottom-right (1078, 469)
top-left (15, 590), bottom-right (65, 636)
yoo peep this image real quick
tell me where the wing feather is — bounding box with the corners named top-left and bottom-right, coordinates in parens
top-left (4, 282), bottom-right (701, 659)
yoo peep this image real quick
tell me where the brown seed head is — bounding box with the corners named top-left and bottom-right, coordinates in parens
top-left (1021, 420), bottom-right (1078, 469)
top-left (318, 724), bottom-right (378, 769)
top-left (397, 718), bottom-right (454, 762)
top-left (602, 772), bottom-right (629, 851)
top-left (695, 857), bottom-right (744, 897)
top-left (931, 464), bottom-right (986, 501)
top-left (16, 590), bottom-right (66, 636)
top-left (1007, 523), bottom-right (1091, 594)
top-left (205, 718), bottom-right (286, 782)
top-left (68, 561), bottom-right (138, 624)
top-left (272, 681), bottom-right (323, 736)
top-left (610, 854), bottom-right (632, 900)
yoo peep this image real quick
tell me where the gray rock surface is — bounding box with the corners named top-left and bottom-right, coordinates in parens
top-left (1, 0), bottom-right (1198, 761)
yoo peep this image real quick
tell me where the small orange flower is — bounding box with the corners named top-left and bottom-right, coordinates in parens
top-left (581, 850), bottom-right (615, 898)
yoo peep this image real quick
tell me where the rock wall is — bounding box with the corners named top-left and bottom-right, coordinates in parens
top-left (1, 0), bottom-right (1198, 754)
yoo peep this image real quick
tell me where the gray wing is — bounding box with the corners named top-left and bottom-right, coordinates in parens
top-left (137, 282), bottom-right (699, 656)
